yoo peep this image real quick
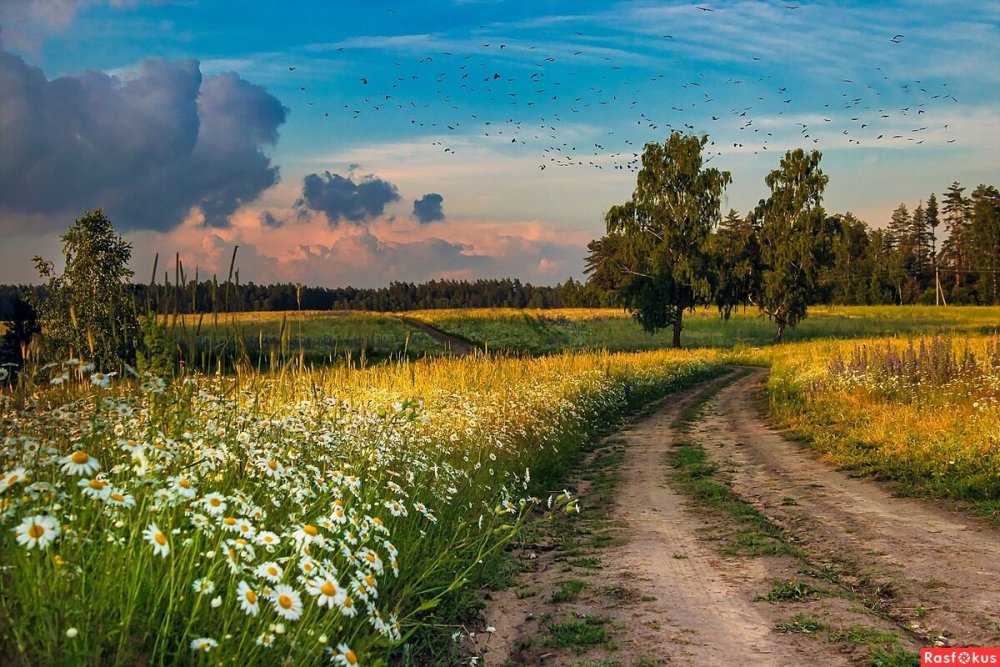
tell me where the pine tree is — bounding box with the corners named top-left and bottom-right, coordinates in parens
top-left (969, 185), bottom-right (1000, 304)
top-left (941, 182), bottom-right (971, 290)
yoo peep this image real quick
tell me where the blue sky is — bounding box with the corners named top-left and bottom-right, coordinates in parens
top-left (1, 0), bottom-right (998, 287)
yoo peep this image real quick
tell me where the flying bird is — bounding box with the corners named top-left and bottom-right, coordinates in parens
top-left (890, 34), bottom-right (904, 43)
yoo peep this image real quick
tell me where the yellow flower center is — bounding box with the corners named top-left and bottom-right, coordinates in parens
top-left (240, 523), bottom-right (251, 532)
top-left (302, 524), bottom-right (318, 536)
top-left (365, 552), bottom-right (376, 563)
top-left (28, 523), bottom-right (45, 539)
top-left (278, 594), bottom-right (293, 609)
top-left (343, 596), bottom-right (353, 608)
top-left (263, 535), bottom-right (274, 543)
top-left (154, 532), bottom-right (167, 546)
top-left (245, 589), bottom-right (257, 604)
top-left (372, 517), bottom-right (383, 526)
top-left (223, 517), bottom-right (236, 526)
top-left (267, 566), bottom-right (278, 576)
top-left (267, 460), bottom-right (278, 470)
top-left (320, 582), bottom-right (336, 596)
top-left (70, 451), bottom-right (89, 465)
top-left (235, 538), bottom-right (248, 545)
top-left (178, 478), bottom-right (191, 489)
top-left (7, 474), bottom-right (19, 485)
top-left (209, 497), bottom-right (221, 507)
top-left (110, 492), bottom-right (125, 502)
top-left (334, 499), bottom-right (343, 507)
top-left (88, 478), bottom-right (106, 490)
top-left (345, 649), bottom-right (358, 665)
top-left (365, 574), bottom-right (375, 587)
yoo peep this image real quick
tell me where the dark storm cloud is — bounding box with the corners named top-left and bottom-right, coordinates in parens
top-left (296, 171), bottom-right (400, 224)
top-left (412, 193), bottom-right (444, 224)
top-left (0, 48), bottom-right (287, 232)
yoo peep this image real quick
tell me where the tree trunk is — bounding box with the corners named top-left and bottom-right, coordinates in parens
top-left (773, 318), bottom-right (786, 344)
top-left (672, 312), bottom-right (683, 349)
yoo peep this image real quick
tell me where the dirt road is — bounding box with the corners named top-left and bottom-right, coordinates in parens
top-left (694, 368), bottom-right (999, 647)
top-left (475, 369), bottom-right (999, 665)
top-left (400, 317), bottom-right (478, 356)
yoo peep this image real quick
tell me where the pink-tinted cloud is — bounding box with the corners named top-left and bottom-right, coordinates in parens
top-left (124, 204), bottom-right (590, 288)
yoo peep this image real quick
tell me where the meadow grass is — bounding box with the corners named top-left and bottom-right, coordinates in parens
top-left (406, 305), bottom-right (1000, 353)
top-left (0, 348), bottom-right (724, 665)
top-left (761, 334), bottom-right (1000, 520)
top-left (158, 311), bottom-right (445, 369)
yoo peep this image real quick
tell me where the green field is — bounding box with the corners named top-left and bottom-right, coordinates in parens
top-left (164, 305), bottom-right (1000, 366)
top-left (160, 310), bottom-right (446, 368)
top-left (407, 305), bottom-right (1000, 354)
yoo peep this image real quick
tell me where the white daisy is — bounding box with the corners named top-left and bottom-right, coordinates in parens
top-left (104, 489), bottom-right (136, 507)
top-left (254, 531), bottom-right (280, 549)
top-left (337, 593), bottom-right (358, 618)
top-left (192, 578), bottom-right (215, 596)
top-left (168, 475), bottom-right (197, 499)
top-left (1, 467), bottom-right (28, 492)
top-left (306, 575), bottom-right (343, 609)
top-left (143, 522), bottom-right (170, 558)
top-left (255, 633), bottom-right (274, 648)
top-left (201, 492), bottom-right (227, 515)
top-left (255, 561), bottom-right (284, 583)
top-left (261, 458), bottom-right (285, 479)
top-left (60, 451), bottom-right (100, 476)
top-left (291, 523), bottom-right (324, 547)
top-left (236, 580), bottom-right (260, 616)
top-left (386, 500), bottom-right (407, 517)
top-left (332, 642), bottom-right (360, 666)
top-left (357, 548), bottom-right (384, 575)
top-left (89, 371), bottom-right (113, 388)
top-left (189, 637), bottom-right (217, 652)
top-left (14, 515), bottom-right (61, 550)
top-left (78, 477), bottom-right (110, 499)
top-left (270, 585), bottom-right (303, 621)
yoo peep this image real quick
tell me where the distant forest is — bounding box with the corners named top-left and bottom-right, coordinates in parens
top-left (1, 182), bottom-right (998, 318)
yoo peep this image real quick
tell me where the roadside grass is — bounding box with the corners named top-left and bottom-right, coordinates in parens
top-left (774, 613), bottom-right (828, 634)
top-left (831, 626), bottom-right (920, 667)
top-left (551, 580), bottom-right (589, 603)
top-left (544, 615), bottom-right (614, 652)
top-left (755, 580), bottom-right (828, 603)
top-left (765, 334), bottom-right (1000, 524)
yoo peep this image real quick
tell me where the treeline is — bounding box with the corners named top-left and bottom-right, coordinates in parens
top-left (0, 277), bottom-right (603, 318)
top-left (818, 182), bottom-right (1000, 305)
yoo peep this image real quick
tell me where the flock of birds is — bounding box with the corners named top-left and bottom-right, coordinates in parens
top-left (283, 4), bottom-right (960, 175)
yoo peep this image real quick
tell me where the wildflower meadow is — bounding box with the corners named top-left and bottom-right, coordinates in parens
top-left (0, 350), bottom-right (723, 665)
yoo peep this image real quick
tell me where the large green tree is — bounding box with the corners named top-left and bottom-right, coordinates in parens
top-left (598, 132), bottom-right (731, 347)
top-left (32, 209), bottom-right (140, 370)
top-left (750, 148), bottom-right (831, 343)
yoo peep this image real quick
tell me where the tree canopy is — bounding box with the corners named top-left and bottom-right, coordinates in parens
top-left (597, 132), bottom-right (731, 347)
top-left (32, 209), bottom-right (140, 370)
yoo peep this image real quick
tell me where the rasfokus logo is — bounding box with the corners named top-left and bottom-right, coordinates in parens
top-left (921, 648), bottom-right (1000, 665)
